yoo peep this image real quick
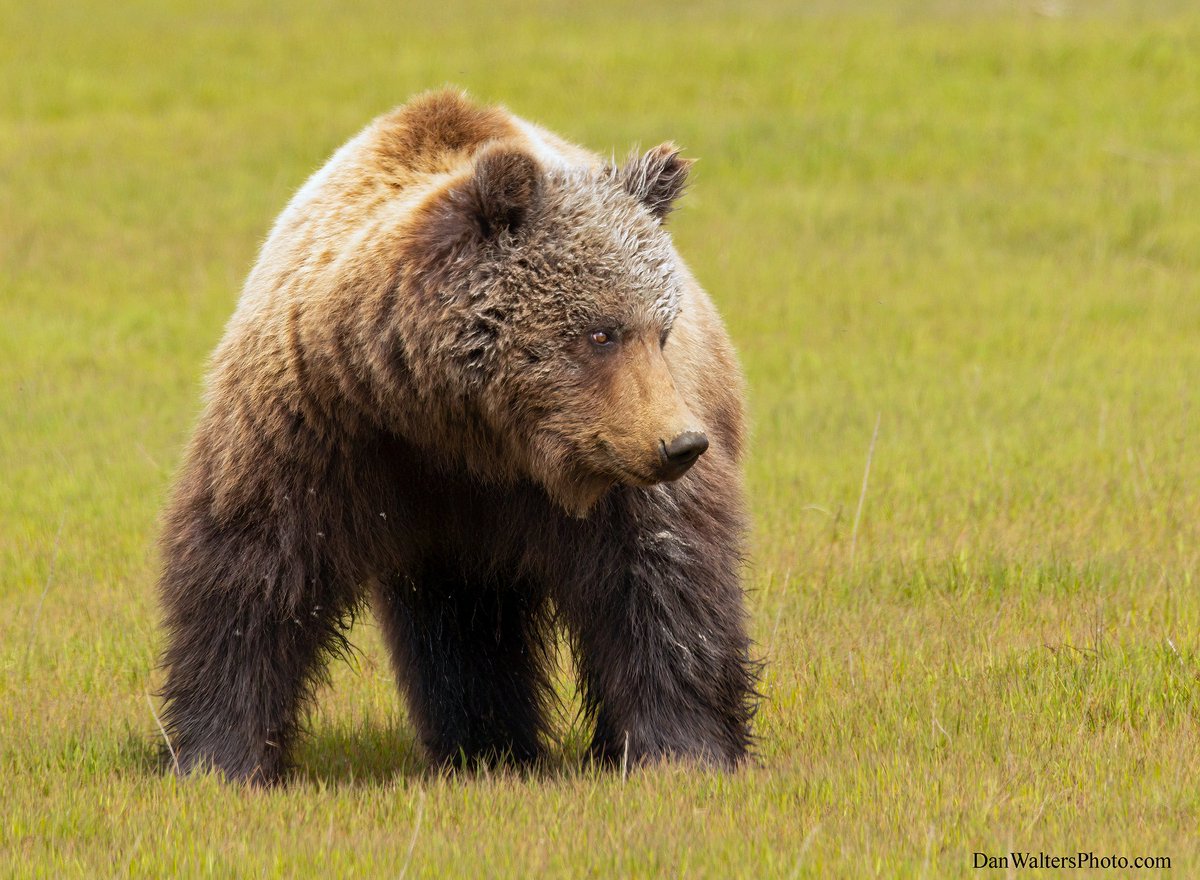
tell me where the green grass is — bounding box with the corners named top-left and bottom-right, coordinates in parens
top-left (3, 1), bottom-right (1199, 876)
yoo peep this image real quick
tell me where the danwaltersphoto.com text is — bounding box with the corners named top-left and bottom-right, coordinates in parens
top-left (973, 851), bottom-right (1170, 870)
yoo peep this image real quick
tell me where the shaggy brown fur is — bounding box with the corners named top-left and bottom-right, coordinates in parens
top-left (156, 90), bottom-right (757, 783)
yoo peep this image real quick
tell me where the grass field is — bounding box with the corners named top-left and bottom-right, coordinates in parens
top-left (3, 0), bottom-right (1199, 876)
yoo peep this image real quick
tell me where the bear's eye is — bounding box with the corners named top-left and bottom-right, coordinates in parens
top-left (659, 327), bottom-right (671, 348)
top-left (589, 329), bottom-right (616, 348)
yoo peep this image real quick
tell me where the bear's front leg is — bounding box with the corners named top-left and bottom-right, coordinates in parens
top-left (157, 511), bottom-right (354, 785)
top-left (559, 484), bottom-right (758, 768)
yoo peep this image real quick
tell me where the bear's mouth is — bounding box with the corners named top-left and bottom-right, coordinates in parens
top-left (610, 465), bottom-right (658, 487)
top-left (594, 441), bottom-right (660, 487)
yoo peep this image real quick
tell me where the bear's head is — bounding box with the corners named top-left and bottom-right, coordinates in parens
top-left (402, 141), bottom-right (708, 516)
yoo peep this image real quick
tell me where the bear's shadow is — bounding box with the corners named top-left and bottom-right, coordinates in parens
top-left (295, 724), bottom-right (596, 787)
top-left (130, 714), bottom-right (595, 787)
top-left (126, 721), bottom-right (426, 788)
top-left (292, 720), bottom-right (425, 787)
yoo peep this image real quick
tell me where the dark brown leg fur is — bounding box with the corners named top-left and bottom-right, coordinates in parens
top-left (157, 494), bottom-right (358, 784)
top-left (372, 563), bottom-right (553, 768)
top-left (555, 482), bottom-right (758, 767)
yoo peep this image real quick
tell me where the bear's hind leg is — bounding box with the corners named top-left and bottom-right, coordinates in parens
top-left (373, 566), bottom-right (552, 769)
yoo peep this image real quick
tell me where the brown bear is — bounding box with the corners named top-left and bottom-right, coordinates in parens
top-left (156, 90), bottom-right (757, 784)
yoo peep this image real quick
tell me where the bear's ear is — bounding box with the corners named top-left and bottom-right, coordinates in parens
top-left (620, 143), bottom-right (694, 222)
top-left (468, 145), bottom-right (543, 239)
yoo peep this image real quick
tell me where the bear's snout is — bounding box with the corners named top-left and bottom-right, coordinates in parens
top-left (658, 430), bottom-right (708, 480)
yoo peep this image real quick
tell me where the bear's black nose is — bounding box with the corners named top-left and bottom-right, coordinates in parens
top-left (659, 431), bottom-right (709, 478)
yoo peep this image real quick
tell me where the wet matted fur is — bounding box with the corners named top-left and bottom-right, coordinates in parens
top-left (156, 90), bottom-right (758, 784)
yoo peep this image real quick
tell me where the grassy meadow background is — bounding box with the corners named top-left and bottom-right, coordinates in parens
top-left (2, 0), bottom-right (1198, 876)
